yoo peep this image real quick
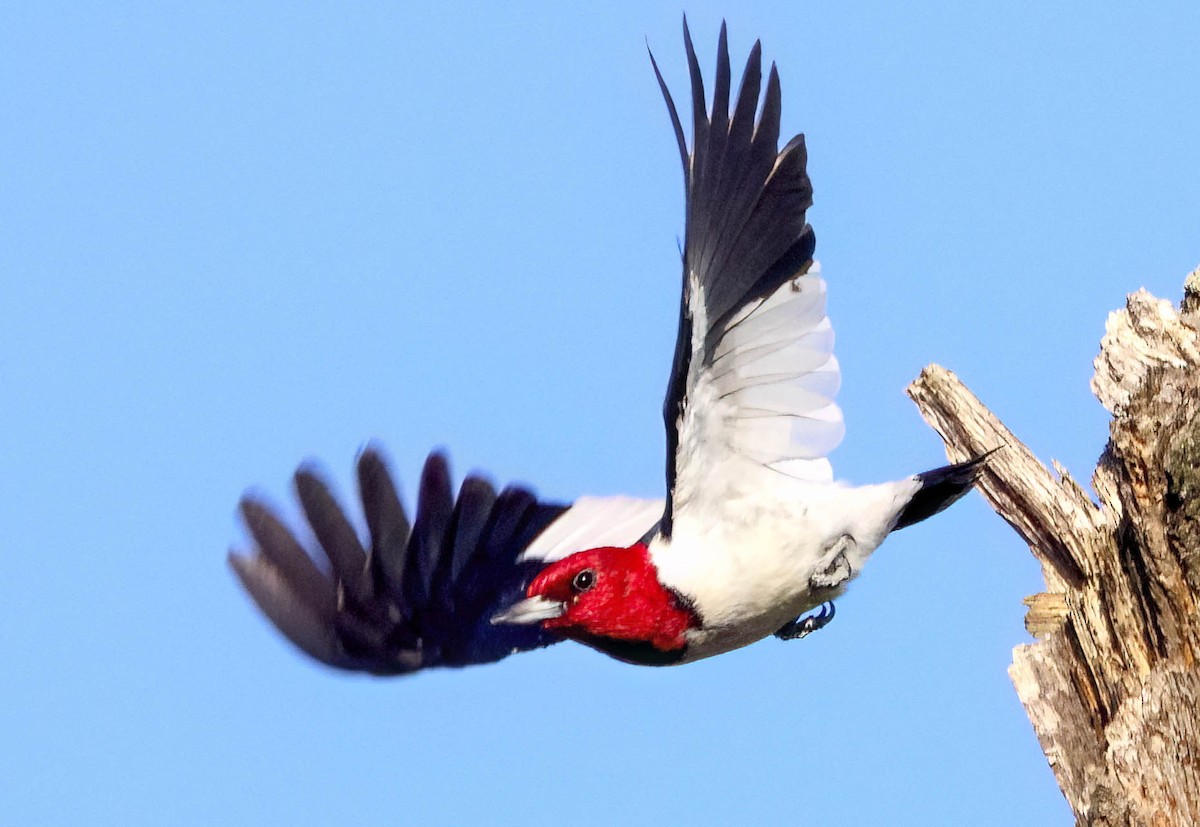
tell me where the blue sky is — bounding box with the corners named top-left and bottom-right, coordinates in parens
top-left (4, 3), bottom-right (1198, 824)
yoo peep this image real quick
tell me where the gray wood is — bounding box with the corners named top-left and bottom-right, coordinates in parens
top-left (907, 267), bottom-right (1200, 826)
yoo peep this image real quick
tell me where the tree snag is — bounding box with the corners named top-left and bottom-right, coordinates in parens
top-left (907, 267), bottom-right (1200, 827)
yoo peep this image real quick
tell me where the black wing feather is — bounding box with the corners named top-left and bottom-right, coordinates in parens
top-left (407, 451), bottom-right (453, 612)
top-left (356, 449), bottom-right (410, 602)
top-left (654, 18), bottom-right (816, 535)
top-left (443, 476), bottom-right (497, 593)
top-left (229, 449), bottom-right (566, 675)
top-left (294, 467), bottom-right (371, 609)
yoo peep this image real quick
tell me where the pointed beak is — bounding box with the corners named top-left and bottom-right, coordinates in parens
top-left (491, 596), bottom-right (566, 626)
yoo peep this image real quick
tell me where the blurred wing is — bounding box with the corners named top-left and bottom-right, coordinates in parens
top-left (652, 21), bottom-right (843, 535)
top-left (229, 449), bottom-right (659, 675)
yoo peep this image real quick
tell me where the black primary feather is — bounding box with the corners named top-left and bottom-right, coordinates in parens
top-left (229, 449), bottom-right (568, 674)
top-left (652, 18), bottom-right (816, 536)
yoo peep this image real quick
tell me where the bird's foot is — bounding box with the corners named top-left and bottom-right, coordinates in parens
top-left (774, 602), bottom-right (836, 641)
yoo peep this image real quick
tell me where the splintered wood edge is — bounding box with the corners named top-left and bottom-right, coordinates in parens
top-left (906, 364), bottom-right (1091, 592)
top-left (907, 276), bottom-right (1200, 824)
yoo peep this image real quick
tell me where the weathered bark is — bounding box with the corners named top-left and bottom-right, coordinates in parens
top-left (906, 267), bottom-right (1200, 827)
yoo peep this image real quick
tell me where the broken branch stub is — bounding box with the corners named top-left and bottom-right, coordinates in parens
top-left (906, 267), bottom-right (1200, 827)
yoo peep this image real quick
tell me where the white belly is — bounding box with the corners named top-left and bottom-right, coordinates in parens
top-left (649, 478), bottom-right (919, 662)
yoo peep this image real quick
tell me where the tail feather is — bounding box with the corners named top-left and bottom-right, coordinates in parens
top-left (892, 452), bottom-right (992, 531)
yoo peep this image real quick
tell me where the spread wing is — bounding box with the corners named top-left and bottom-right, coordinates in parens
top-left (230, 449), bottom-right (660, 674)
top-left (652, 20), bottom-right (844, 536)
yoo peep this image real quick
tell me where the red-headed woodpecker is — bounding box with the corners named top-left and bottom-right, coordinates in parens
top-left (230, 20), bottom-right (986, 674)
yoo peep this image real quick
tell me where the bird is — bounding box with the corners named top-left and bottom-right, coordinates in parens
top-left (229, 19), bottom-right (986, 675)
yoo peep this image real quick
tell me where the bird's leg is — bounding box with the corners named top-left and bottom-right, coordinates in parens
top-left (774, 602), bottom-right (836, 641)
top-left (808, 533), bottom-right (855, 590)
top-left (776, 534), bottom-right (855, 642)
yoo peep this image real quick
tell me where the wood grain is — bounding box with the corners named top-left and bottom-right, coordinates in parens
top-left (906, 267), bottom-right (1200, 826)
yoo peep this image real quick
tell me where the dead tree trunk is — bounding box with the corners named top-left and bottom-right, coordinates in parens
top-left (907, 268), bottom-right (1200, 827)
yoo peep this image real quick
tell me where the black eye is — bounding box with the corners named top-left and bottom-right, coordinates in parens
top-left (571, 569), bottom-right (596, 593)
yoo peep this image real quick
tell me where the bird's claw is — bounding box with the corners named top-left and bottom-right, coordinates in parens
top-left (774, 602), bottom-right (836, 641)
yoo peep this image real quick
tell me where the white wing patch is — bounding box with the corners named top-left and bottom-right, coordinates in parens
top-left (712, 263), bottom-right (844, 464)
top-left (518, 495), bottom-right (664, 564)
top-left (672, 262), bottom-right (844, 513)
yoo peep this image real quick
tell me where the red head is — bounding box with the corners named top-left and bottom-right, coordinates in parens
top-left (493, 543), bottom-right (697, 658)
